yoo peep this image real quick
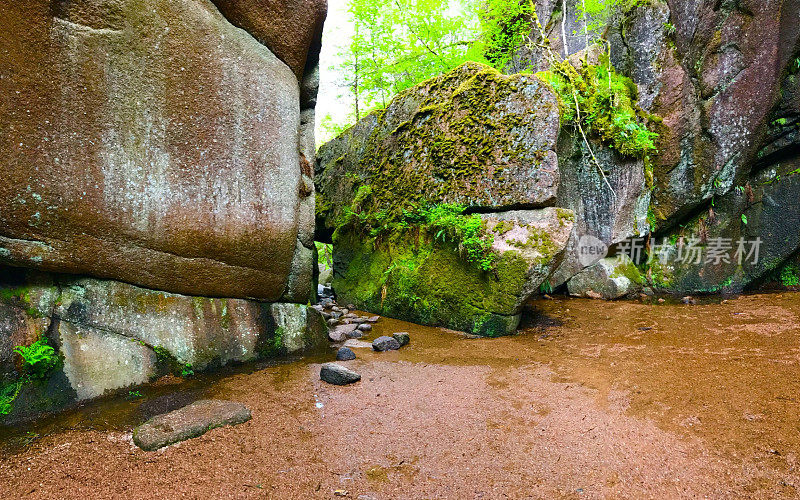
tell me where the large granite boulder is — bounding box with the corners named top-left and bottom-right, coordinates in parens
top-left (332, 207), bottom-right (573, 337)
top-left (211, 0), bottom-right (327, 80)
top-left (548, 133), bottom-right (651, 288)
top-left (316, 62), bottom-right (562, 240)
top-left (0, 0), bottom-right (319, 301)
top-left (317, 63), bottom-right (573, 335)
top-left (0, 266), bottom-right (328, 423)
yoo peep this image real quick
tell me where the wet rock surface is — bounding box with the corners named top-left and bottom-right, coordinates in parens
top-left (336, 348), bottom-right (356, 361)
top-left (372, 336), bottom-right (401, 352)
top-left (133, 400), bottom-right (251, 451)
top-left (320, 363), bottom-right (361, 386)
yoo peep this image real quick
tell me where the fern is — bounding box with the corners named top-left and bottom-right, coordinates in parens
top-left (13, 338), bottom-right (58, 379)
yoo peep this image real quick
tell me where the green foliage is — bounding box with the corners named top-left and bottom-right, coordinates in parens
top-left (741, 214), bottom-right (748, 225)
top-left (780, 264), bottom-right (800, 287)
top-left (478, 0), bottom-right (534, 70)
top-left (339, 200), bottom-right (498, 271)
top-left (315, 242), bottom-right (334, 271)
top-left (577, 0), bottom-right (652, 37)
top-left (538, 56), bottom-right (658, 159)
top-left (127, 390), bottom-right (143, 400)
top-left (260, 327), bottom-right (286, 358)
top-left (14, 337), bottom-right (58, 379)
top-left (0, 380), bottom-right (24, 416)
top-left (335, 0), bottom-right (485, 126)
top-left (1, 336), bottom-right (60, 417)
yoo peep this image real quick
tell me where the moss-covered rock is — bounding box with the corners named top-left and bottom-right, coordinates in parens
top-left (332, 207), bottom-right (573, 337)
top-left (567, 255), bottom-right (644, 300)
top-left (315, 62), bottom-right (561, 240)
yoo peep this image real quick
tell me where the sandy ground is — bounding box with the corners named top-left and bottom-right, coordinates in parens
top-left (1, 292), bottom-right (800, 499)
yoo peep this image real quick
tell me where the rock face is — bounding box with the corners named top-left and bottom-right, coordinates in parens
top-left (509, 0), bottom-right (800, 294)
top-left (0, 267), bottom-right (328, 423)
top-left (133, 400), bottom-right (252, 451)
top-left (317, 63), bottom-right (574, 335)
top-left (0, 0), bottom-right (321, 301)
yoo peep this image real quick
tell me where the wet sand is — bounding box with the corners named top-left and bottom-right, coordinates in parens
top-left (1, 292), bottom-right (800, 499)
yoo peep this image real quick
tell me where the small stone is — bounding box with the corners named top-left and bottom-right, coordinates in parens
top-left (329, 324), bottom-right (358, 342)
top-left (330, 311), bottom-right (342, 320)
top-left (366, 316), bottom-right (380, 323)
top-left (331, 306), bottom-right (341, 312)
top-left (346, 329), bottom-right (363, 339)
top-left (343, 313), bottom-right (358, 319)
top-left (682, 296), bottom-right (696, 305)
top-left (336, 347), bottom-right (356, 361)
top-left (341, 308), bottom-right (350, 315)
top-left (350, 317), bottom-right (366, 324)
top-left (372, 336), bottom-right (401, 351)
top-left (321, 311), bottom-right (332, 320)
top-left (133, 400), bottom-right (251, 451)
top-left (346, 304), bottom-right (356, 310)
top-left (357, 323), bottom-right (372, 332)
top-left (327, 318), bottom-right (339, 327)
top-left (320, 363), bottom-right (361, 385)
top-left (392, 332), bottom-right (410, 347)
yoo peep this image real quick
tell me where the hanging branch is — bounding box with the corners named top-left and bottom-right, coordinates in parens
top-left (532, 1), bottom-right (616, 199)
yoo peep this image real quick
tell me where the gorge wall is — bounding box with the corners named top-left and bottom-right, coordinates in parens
top-left (0, 0), bottom-right (327, 422)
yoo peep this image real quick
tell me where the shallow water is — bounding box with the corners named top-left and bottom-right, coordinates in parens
top-left (1, 292), bottom-right (799, 498)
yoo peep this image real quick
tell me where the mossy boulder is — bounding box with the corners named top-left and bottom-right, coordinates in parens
top-left (567, 255), bottom-right (644, 300)
top-left (332, 208), bottom-right (573, 337)
top-left (315, 62), bottom-right (561, 240)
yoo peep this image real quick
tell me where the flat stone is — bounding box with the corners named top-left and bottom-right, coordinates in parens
top-left (366, 316), bottom-right (380, 323)
top-left (343, 339), bottom-right (373, 349)
top-left (329, 324), bottom-right (358, 342)
top-left (336, 347), bottom-right (356, 361)
top-left (345, 329), bottom-right (363, 339)
top-left (133, 400), bottom-right (251, 451)
top-left (372, 336), bottom-right (401, 352)
top-left (392, 332), bottom-right (410, 347)
top-left (357, 323), bottom-right (372, 332)
top-left (320, 363), bottom-right (361, 385)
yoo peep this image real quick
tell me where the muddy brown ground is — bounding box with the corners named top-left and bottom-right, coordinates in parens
top-left (2, 292), bottom-right (800, 499)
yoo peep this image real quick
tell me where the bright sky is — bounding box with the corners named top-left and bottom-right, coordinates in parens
top-left (315, 0), bottom-right (353, 146)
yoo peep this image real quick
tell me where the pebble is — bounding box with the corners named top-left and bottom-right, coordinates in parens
top-left (357, 323), bottom-right (372, 332)
top-left (366, 316), bottom-right (380, 323)
top-left (345, 329), bottom-right (364, 339)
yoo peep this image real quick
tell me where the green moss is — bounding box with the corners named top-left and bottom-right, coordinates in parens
top-left (779, 263), bottom-right (800, 287)
top-left (260, 326), bottom-right (286, 358)
top-left (556, 208), bottom-right (575, 226)
top-left (537, 55), bottom-right (658, 160)
top-left (331, 63), bottom-right (552, 241)
top-left (494, 220), bottom-right (515, 235)
top-left (611, 260), bottom-right (645, 285)
top-left (332, 228), bottom-right (527, 337)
